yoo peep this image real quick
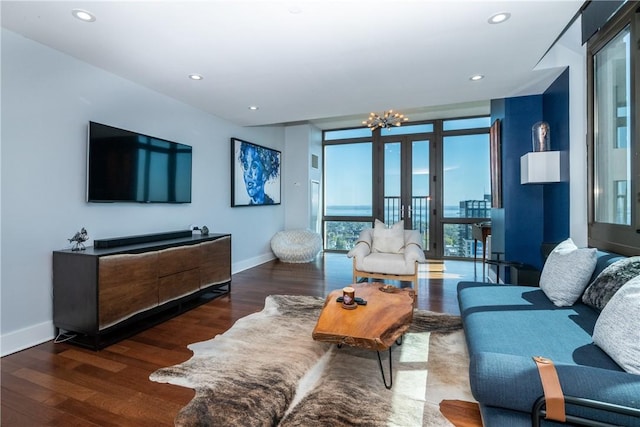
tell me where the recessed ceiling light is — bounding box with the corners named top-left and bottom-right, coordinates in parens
top-left (488, 12), bottom-right (510, 24)
top-left (248, 106), bottom-right (259, 111)
top-left (470, 74), bottom-right (484, 81)
top-left (188, 74), bottom-right (203, 80)
top-left (72, 9), bottom-right (96, 22)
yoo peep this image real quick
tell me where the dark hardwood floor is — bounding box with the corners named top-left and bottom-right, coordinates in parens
top-left (1, 253), bottom-right (485, 426)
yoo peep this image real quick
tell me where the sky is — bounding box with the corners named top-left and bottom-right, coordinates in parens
top-left (325, 132), bottom-right (490, 208)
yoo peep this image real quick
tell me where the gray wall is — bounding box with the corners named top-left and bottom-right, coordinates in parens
top-left (1, 29), bottom-right (290, 355)
top-left (283, 124), bottom-right (322, 231)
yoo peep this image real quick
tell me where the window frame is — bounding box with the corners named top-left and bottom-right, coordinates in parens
top-left (322, 134), bottom-right (374, 252)
top-left (586, 2), bottom-right (640, 255)
top-left (321, 115), bottom-right (491, 258)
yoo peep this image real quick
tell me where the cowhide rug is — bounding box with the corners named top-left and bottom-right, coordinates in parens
top-left (150, 295), bottom-right (474, 426)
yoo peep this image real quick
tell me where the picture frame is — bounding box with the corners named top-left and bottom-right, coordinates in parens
top-left (489, 119), bottom-right (502, 208)
top-left (231, 138), bottom-right (281, 207)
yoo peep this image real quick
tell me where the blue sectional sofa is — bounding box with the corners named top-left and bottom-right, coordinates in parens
top-left (457, 250), bottom-right (640, 426)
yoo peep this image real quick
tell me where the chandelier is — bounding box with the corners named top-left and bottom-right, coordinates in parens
top-left (362, 110), bottom-right (409, 131)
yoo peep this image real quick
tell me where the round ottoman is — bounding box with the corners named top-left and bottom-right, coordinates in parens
top-left (270, 229), bottom-right (322, 263)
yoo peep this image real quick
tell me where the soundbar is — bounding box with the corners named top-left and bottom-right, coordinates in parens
top-left (94, 230), bottom-right (192, 249)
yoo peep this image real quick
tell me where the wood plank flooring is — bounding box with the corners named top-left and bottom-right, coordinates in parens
top-left (1, 253), bottom-right (485, 426)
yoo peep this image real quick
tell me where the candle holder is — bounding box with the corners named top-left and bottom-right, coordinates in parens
top-left (342, 286), bottom-right (357, 310)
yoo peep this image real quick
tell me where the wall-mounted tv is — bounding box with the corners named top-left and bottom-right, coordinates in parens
top-left (87, 122), bottom-right (192, 203)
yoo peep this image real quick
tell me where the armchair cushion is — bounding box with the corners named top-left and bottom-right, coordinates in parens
top-left (404, 229), bottom-right (424, 259)
top-left (348, 228), bottom-right (372, 259)
top-left (347, 226), bottom-right (425, 275)
top-left (372, 219), bottom-right (405, 253)
top-left (360, 253), bottom-right (416, 276)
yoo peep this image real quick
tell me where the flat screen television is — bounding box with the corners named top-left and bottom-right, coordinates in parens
top-left (87, 122), bottom-right (192, 203)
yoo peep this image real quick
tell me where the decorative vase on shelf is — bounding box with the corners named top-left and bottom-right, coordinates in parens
top-left (532, 121), bottom-right (550, 152)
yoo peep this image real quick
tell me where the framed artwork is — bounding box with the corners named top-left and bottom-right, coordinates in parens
top-left (231, 138), bottom-right (281, 207)
top-left (489, 119), bottom-right (502, 208)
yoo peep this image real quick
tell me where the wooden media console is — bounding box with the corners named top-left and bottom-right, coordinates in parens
top-left (53, 232), bottom-right (231, 349)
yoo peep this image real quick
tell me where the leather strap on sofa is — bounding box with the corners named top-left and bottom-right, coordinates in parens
top-left (532, 356), bottom-right (566, 422)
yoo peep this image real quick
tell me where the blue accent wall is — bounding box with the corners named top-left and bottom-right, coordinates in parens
top-left (490, 68), bottom-right (570, 273)
top-left (542, 68), bottom-right (571, 244)
top-left (504, 95), bottom-right (546, 269)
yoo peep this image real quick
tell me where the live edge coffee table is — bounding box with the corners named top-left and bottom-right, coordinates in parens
top-left (312, 283), bottom-right (415, 389)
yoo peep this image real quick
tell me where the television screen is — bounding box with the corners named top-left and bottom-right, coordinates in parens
top-left (87, 122), bottom-right (192, 203)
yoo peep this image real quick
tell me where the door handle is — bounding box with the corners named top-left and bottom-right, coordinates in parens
top-left (401, 205), bottom-right (412, 219)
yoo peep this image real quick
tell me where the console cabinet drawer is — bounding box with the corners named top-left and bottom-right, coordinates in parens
top-left (158, 245), bottom-right (200, 277)
top-left (99, 252), bottom-right (159, 330)
top-left (200, 237), bottom-right (231, 287)
top-left (159, 268), bottom-right (200, 304)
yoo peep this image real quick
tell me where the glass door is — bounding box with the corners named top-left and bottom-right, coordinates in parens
top-left (441, 132), bottom-right (491, 259)
top-left (381, 137), bottom-right (433, 258)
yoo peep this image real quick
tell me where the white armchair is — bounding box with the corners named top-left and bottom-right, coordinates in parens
top-left (347, 222), bottom-right (425, 290)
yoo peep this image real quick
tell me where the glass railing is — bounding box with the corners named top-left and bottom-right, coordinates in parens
top-left (324, 196), bottom-right (488, 256)
top-left (383, 196), bottom-right (429, 249)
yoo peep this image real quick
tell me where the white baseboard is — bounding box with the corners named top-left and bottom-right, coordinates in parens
top-left (1, 320), bottom-right (55, 357)
top-left (1, 254), bottom-right (276, 357)
top-left (232, 253), bottom-right (275, 274)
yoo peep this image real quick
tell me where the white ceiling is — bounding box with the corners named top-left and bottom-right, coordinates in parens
top-left (1, 1), bottom-right (584, 129)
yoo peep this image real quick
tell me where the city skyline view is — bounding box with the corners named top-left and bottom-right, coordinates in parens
top-left (325, 132), bottom-right (491, 216)
top-left (323, 117), bottom-right (492, 255)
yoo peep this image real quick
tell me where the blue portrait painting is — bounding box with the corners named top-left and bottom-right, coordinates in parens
top-left (232, 138), bottom-right (281, 206)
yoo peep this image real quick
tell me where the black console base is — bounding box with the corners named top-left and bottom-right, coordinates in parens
top-left (58, 283), bottom-right (230, 350)
top-left (94, 230), bottom-right (192, 249)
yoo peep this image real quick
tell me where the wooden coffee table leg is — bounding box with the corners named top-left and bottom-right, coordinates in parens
top-left (376, 347), bottom-right (393, 389)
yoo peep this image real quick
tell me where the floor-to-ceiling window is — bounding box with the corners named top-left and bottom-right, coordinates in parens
top-left (323, 116), bottom-right (491, 259)
top-left (441, 117), bottom-right (492, 258)
top-left (587, 2), bottom-right (640, 255)
top-left (323, 129), bottom-right (373, 251)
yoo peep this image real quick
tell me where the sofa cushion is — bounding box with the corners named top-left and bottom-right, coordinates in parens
top-left (582, 256), bottom-right (640, 311)
top-left (591, 251), bottom-right (629, 282)
top-left (469, 352), bottom-right (640, 426)
top-left (372, 219), bottom-right (404, 253)
top-left (593, 275), bottom-right (640, 375)
top-left (457, 282), bottom-right (620, 369)
top-left (539, 238), bottom-right (597, 307)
